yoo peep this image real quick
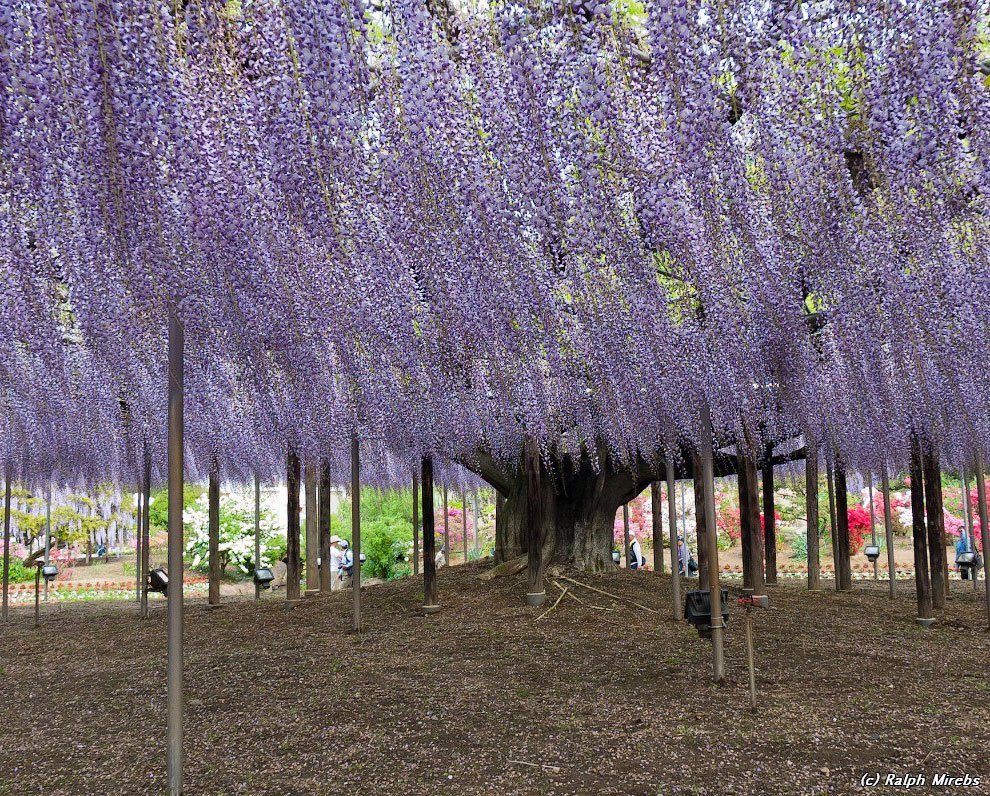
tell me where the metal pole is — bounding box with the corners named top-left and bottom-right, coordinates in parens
top-left (166, 307), bottom-right (184, 796)
top-left (254, 475), bottom-right (261, 601)
top-left (867, 474), bottom-right (878, 581)
top-left (442, 486), bottom-right (449, 564)
top-left (623, 503), bottom-right (631, 569)
top-left (700, 407), bottom-right (725, 682)
top-left (880, 466), bottom-right (896, 599)
top-left (421, 457), bottom-right (439, 612)
top-left (666, 461), bottom-right (682, 621)
top-left (975, 451), bottom-right (990, 629)
top-left (351, 433), bottom-right (361, 633)
top-left (304, 463), bottom-right (318, 594)
top-left (2, 466), bottom-right (11, 623)
top-left (44, 483), bottom-right (51, 602)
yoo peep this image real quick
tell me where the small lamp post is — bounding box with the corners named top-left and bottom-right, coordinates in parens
top-left (864, 544), bottom-right (881, 566)
top-left (737, 589), bottom-right (769, 712)
top-left (35, 563), bottom-right (58, 627)
top-left (148, 567), bottom-right (169, 596)
top-left (253, 567), bottom-right (275, 590)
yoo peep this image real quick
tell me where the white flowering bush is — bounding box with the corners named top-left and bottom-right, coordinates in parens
top-left (184, 490), bottom-right (283, 576)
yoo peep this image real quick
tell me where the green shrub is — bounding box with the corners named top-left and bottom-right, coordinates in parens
top-left (334, 488), bottom-right (414, 580)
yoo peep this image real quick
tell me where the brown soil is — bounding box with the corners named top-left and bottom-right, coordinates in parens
top-left (1, 565), bottom-right (988, 795)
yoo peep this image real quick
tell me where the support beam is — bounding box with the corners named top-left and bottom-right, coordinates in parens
top-left (473, 488), bottom-right (480, 559)
top-left (319, 462), bottom-right (331, 593)
top-left (880, 466), bottom-right (896, 599)
top-left (962, 468), bottom-right (978, 593)
top-left (825, 460), bottom-right (837, 584)
top-left (867, 474), bottom-right (878, 581)
top-left (651, 482), bottom-right (664, 574)
top-left (738, 455), bottom-right (764, 593)
top-left (442, 486), bottom-right (449, 564)
top-left (806, 442), bottom-right (820, 590)
top-left (44, 482), bottom-right (51, 603)
top-left (421, 457), bottom-right (439, 613)
top-left (208, 463), bottom-right (220, 606)
top-left (833, 462), bottom-right (852, 592)
top-left (700, 407), bottom-right (725, 682)
top-left (623, 503), bottom-right (631, 569)
top-left (462, 486), bottom-right (468, 565)
top-left (666, 463), bottom-right (682, 621)
top-left (412, 472), bottom-right (420, 576)
top-left (975, 451), bottom-right (990, 628)
top-left (166, 307), bottom-right (185, 796)
top-left (922, 442), bottom-right (947, 608)
top-left (762, 449), bottom-right (777, 585)
top-left (304, 463), bottom-right (318, 595)
top-left (254, 475), bottom-right (262, 600)
top-left (135, 489), bottom-right (144, 608)
top-left (142, 450), bottom-right (151, 618)
top-left (693, 457), bottom-right (709, 590)
top-left (286, 447), bottom-right (301, 603)
top-left (525, 436), bottom-right (546, 606)
top-left (351, 433), bottom-right (362, 633)
top-left (909, 435), bottom-right (933, 622)
top-left (2, 466), bottom-right (10, 623)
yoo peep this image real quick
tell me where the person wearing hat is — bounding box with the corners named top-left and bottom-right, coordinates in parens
top-left (329, 535), bottom-right (344, 591)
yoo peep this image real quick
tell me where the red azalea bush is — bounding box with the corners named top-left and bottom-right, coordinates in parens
top-left (845, 505), bottom-right (870, 554)
top-left (716, 505), bottom-right (741, 544)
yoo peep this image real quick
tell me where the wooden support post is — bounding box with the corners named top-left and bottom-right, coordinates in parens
top-left (304, 463), bottom-right (319, 595)
top-left (693, 457), bottom-right (709, 590)
top-left (319, 462), bottom-right (331, 593)
top-left (255, 475), bottom-right (262, 600)
top-left (922, 442), bottom-right (947, 608)
top-left (623, 503), bottom-right (631, 569)
top-left (825, 460), bottom-right (837, 584)
top-left (411, 472), bottom-right (420, 576)
top-left (962, 468), bottom-right (978, 592)
top-left (806, 441), bottom-right (821, 590)
top-left (762, 448), bottom-right (777, 585)
top-left (666, 462), bottom-right (682, 621)
top-left (44, 483), bottom-right (51, 603)
top-left (442, 486), bottom-right (449, 564)
top-left (421, 457), bottom-right (439, 613)
top-left (975, 451), bottom-right (990, 628)
top-left (651, 482), bottom-right (664, 574)
top-left (135, 490), bottom-right (144, 608)
top-left (909, 436), bottom-right (933, 622)
top-left (351, 434), bottom-right (361, 633)
top-left (700, 407), bottom-right (725, 682)
top-left (141, 451), bottom-right (151, 618)
top-left (166, 307), bottom-right (184, 796)
top-left (833, 462), bottom-right (852, 592)
top-left (473, 488), bottom-right (480, 559)
top-left (208, 464), bottom-right (221, 606)
top-left (880, 467), bottom-right (896, 599)
top-left (462, 486), bottom-right (468, 565)
top-left (2, 466), bottom-right (10, 623)
top-left (286, 447), bottom-right (302, 603)
top-left (525, 436), bottom-right (546, 606)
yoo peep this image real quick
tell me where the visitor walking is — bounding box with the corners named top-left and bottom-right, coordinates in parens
top-left (329, 535), bottom-right (344, 591)
top-left (338, 540), bottom-right (354, 589)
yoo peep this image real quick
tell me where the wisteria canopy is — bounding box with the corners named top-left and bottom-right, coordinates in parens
top-left (1, 0), bottom-right (989, 488)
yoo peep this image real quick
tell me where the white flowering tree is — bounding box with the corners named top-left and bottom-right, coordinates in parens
top-left (183, 490), bottom-right (283, 576)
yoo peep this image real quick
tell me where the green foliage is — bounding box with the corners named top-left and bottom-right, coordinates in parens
top-left (5, 559), bottom-right (35, 584)
top-left (184, 490), bottom-right (280, 576)
top-left (333, 488), bottom-right (414, 580)
top-left (790, 530), bottom-right (808, 563)
top-left (149, 485), bottom-right (205, 532)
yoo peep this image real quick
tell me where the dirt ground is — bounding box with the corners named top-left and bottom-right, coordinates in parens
top-left (1, 564), bottom-right (988, 796)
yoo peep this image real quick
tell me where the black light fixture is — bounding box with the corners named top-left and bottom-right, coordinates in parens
top-left (611, 550), bottom-right (621, 565)
top-left (864, 544), bottom-right (881, 564)
top-left (253, 567), bottom-right (275, 589)
top-left (148, 567), bottom-right (169, 595)
top-left (684, 588), bottom-right (730, 638)
top-left (35, 563), bottom-right (59, 627)
top-left (40, 564), bottom-right (58, 583)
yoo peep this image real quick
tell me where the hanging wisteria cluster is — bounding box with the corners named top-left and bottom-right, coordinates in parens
top-left (2, 0), bottom-right (989, 487)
